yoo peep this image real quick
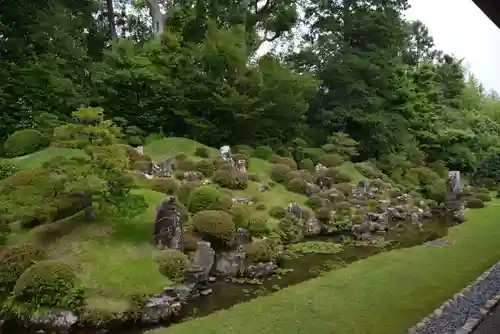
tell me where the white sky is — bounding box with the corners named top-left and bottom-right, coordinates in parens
top-left (406, 0), bottom-right (500, 93)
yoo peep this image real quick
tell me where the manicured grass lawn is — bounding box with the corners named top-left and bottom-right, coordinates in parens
top-left (11, 188), bottom-right (173, 312)
top-left (10, 146), bottom-right (84, 171)
top-left (148, 201), bottom-right (500, 334)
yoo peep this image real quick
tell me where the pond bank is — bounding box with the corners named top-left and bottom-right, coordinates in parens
top-left (4, 218), bottom-right (447, 334)
top-left (139, 201), bottom-right (500, 334)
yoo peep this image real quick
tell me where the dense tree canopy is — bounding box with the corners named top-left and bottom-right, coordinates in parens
top-left (1, 0), bottom-right (500, 182)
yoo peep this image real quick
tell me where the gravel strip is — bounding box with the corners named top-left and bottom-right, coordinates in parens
top-left (408, 261), bottom-right (500, 334)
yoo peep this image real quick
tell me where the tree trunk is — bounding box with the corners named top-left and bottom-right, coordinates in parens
top-left (148, 0), bottom-right (165, 36)
top-left (106, 0), bottom-right (117, 41)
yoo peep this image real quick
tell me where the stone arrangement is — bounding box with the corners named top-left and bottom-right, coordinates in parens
top-left (153, 196), bottom-right (183, 251)
top-left (444, 170), bottom-right (466, 225)
top-left (408, 261), bottom-right (500, 334)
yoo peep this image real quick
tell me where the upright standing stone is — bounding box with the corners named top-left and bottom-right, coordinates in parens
top-left (444, 171), bottom-right (465, 225)
top-left (220, 145), bottom-right (232, 162)
top-left (192, 241), bottom-right (215, 280)
top-left (136, 145), bottom-right (144, 154)
top-left (153, 197), bottom-right (183, 251)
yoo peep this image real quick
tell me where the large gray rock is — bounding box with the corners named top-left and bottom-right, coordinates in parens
top-left (153, 197), bottom-right (183, 251)
top-left (215, 251), bottom-right (246, 276)
top-left (29, 310), bottom-right (78, 333)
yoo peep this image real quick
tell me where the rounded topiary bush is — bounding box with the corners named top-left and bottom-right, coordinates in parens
top-left (218, 163), bottom-right (234, 171)
top-left (187, 185), bottom-right (221, 213)
top-left (315, 207), bottom-right (331, 222)
top-left (273, 156), bottom-right (297, 170)
top-left (195, 159), bottom-right (215, 177)
top-left (268, 206), bottom-right (286, 219)
top-left (195, 147), bottom-right (210, 158)
top-left (467, 197), bottom-right (485, 209)
top-left (247, 216), bottom-right (269, 237)
top-left (0, 243), bottom-right (47, 295)
top-left (183, 233), bottom-right (200, 253)
top-left (319, 154), bottom-right (344, 167)
top-left (229, 204), bottom-right (250, 229)
top-left (335, 182), bottom-right (353, 196)
top-left (212, 194), bottom-right (233, 211)
top-left (13, 260), bottom-right (76, 307)
top-left (475, 192), bottom-right (492, 202)
top-left (0, 159), bottom-right (19, 180)
top-left (156, 249), bottom-right (189, 282)
top-left (270, 164), bottom-right (292, 183)
top-left (245, 239), bottom-right (275, 263)
top-left (286, 178), bottom-right (308, 194)
top-left (254, 146), bottom-right (274, 160)
top-left (175, 158), bottom-right (196, 171)
top-left (148, 178), bottom-right (179, 195)
top-left (177, 181), bottom-right (200, 205)
top-left (192, 210), bottom-right (235, 247)
top-left (299, 158), bottom-right (314, 172)
top-left (325, 168), bottom-right (352, 183)
top-left (305, 195), bottom-right (323, 210)
top-left (476, 187), bottom-right (490, 194)
top-left (233, 145), bottom-right (254, 158)
top-left (3, 129), bottom-right (48, 157)
top-left (231, 172), bottom-right (248, 190)
top-left (212, 170), bottom-right (233, 188)
top-left (284, 170), bottom-right (303, 184)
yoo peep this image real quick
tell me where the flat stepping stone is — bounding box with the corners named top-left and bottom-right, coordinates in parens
top-left (424, 240), bottom-right (456, 246)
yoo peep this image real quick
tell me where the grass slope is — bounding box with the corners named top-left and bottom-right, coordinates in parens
top-left (9, 188), bottom-right (171, 312)
top-left (6, 138), bottom-right (367, 312)
top-left (10, 147), bottom-right (84, 171)
top-left (148, 201), bottom-right (500, 334)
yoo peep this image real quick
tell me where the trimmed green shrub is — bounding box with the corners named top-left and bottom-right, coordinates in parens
top-left (325, 167), bottom-right (352, 183)
top-left (315, 207), bottom-right (331, 222)
top-left (305, 195), bottom-right (323, 210)
top-left (467, 197), bottom-right (485, 209)
top-left (319, 154), bottom-right (344, 167)
top-left (177, 181), bottom-right (200, 205)
top-left (270, 164), bottom-right (292, 183)
top-left (192, 210), bottom-right (235, 248)
top-left (229, 204), bottom-right (250, 229)
top-left (175, 158), bottom-right (196, 171)
top-left (146, 178), bottom-right (179, 195)
top-left (247, 216), bottom-right (269, 237)
top-left (195, 159), bottom-right (215, 177)
top-left (187, 186), bottom-right (221, 213)
top-left (156, 249), bottom-right (189, 282)
top-left (231, 171), bottom-right (248, 189)
top-left (212, 194), bottom-right (233, 211)
top-left (273, 156), bottom-right (297, 170)
top-left (233, 145), bottom-right (254, 158)
top-left (13, 260), bottom-right (77, 307)
top-left (212, 170), bottom-right (233, 188)
top-left (0, 244), bottom-right (47, 295)
top-left (245, 239), bottom-right (275, 263)
top-left (268, 206), bottom-right (286, 219)
top-left (335, 183), bottom-right (353, 196)
top-left (475, 192), bottom-right (492, 202)
top-left (183, 233), bottom-right (200, 253)
top-left (0, 159), bottom-right (19, 180)
top-left (286, 178), bottom-right (308, 194)
top-left (4, 129), bottom-right (48, 157)
top-left (254, 146), bottom-right (274, 160)
top-left (476, 187), bottom-right (490, 194)
top-left (284, 170), bottom-right (303, 184)
top-left (299, 158), bottom-right (314, 172)
top-left (195, 147), bottom-right (210, 158)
